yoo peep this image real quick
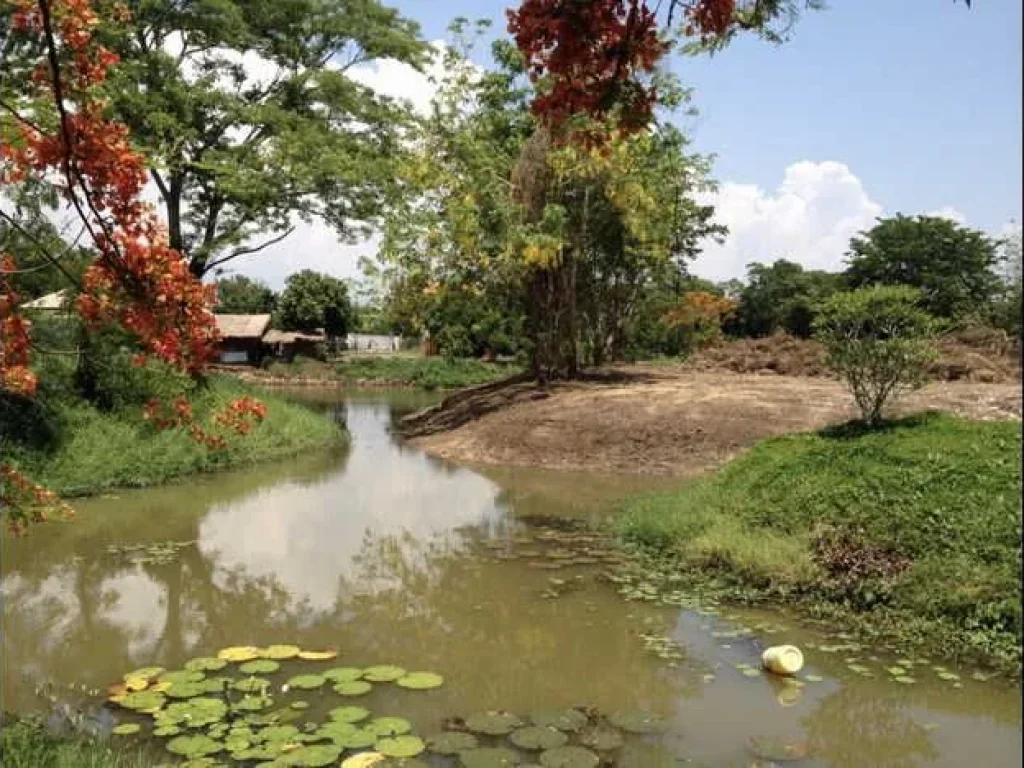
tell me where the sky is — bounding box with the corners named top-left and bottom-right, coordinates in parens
top-left (205, 1), bottom-right (1024, 287)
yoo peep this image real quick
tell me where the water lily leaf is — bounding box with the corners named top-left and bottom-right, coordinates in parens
top-left (395, 671), bottom-right (443, 690)
top-left (234, 695), bottom-right (273, 712)
top-left (363, 665), bottom-right (407, 682)
top-left (164, 698), bottom-right (228, 728)
top-left (224, 734), bottom-right (251, 752)
top-left (465, 711), bottom-right (523, 736)
top-left (287, 674), bottom-right (326, 690)
top-left (336, 729), bottom-right (378, 749)
top-left (180, 759), bottom-right (222, 768)
top-left (529, 710), bottom-right (587, 733)
top-left (217, 646), bottom-right (261, 663)
top-left (185, 657), bottom-right (227, 673)
top-left (233, 744), bottom-right (289, 761)
top-left (112, 723), bottom-right (142, 735)
top-left (153, 725), bottom-right (181, 737)
top-left (165, 681), bottom-right (212, 699)
top-left (894, 676), bottom-right (916, 684)
top-left (123, 677), bottom-right (149, 693)
top-left (425, 731), bottom-right (478, 754)
top-left (341, 754), bottom-right (386, 768)
top-left (323, 667), bottom-right (364, 683)
top-left (329, 706), bottom-right (371, 723)
top-left (259, 644), bottom-right (301, 660)
top-left (608, 710), bottom-right (665, 734)
top-left (275, 744), bottom-right (342, 766)
top-left (166, 734), bottom-right (223, 758)
top-left (297, 650), bottom-right (338, 661)
top-left (366, 717), bottom-right (411, 737)
top-left (458, 746), bottom-right (521, 767)
top-left (937, 671), bottom-right (960, 681)
top-left (126, 666), bottom-right (165, 682)
top-left (260, 724), bottom-right (301, 743)
top-left (119, 690), bottom-right (166, 711)
top-left (578, 728), bottom-right (623, 751)
top-left (233, 677), bottom-right (271, 694)
top-left (377, 736), bottom-right (425, 758)
top-left (316, 720), bottom-right (358, 742)
top-left (538, 746), bottom-right (598, 768)
top-left (290, 701), bottom-right (310, 711)
top-left (162, 670), bottom-right (206, 685)
top-left (240, 659), bottom-right (280, 675)
top-left (509, 726), bottom-right (568, 750)
top-left (334, 680), bottom-right (373, 696)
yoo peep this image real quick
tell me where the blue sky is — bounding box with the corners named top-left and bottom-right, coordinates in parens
top-left (242, 0), bottom-right (1022, 286)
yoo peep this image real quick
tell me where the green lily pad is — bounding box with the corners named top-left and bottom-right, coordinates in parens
top-left (336, 729), bottom-right (378, 749)
top-left (363, 665), bottom-right (407, 682)
top-left (578, 728), bottom-right (623, 751)
top-left (334, 680), bottom-right (373, 696)
top-left (458, 746), bottom-right (521, 767)
top-left (162, 670), bottom-right (206, 685)
top-left (154, 725), bottom-right (181, 737)
top-left (217, 646), bottom-right (261, 663)
top-left (425, 731), bottom-right (479, 754)
top-left (112, 723), bottom-right (142, 736)
top-left (165, 681), bottom-right (212, 699)
top-left (119, 690), bottom-right (166, 711)
top-left (287, 674), bottom-right (326, 690)
top-left (465, 711), bottom-right (523, 736)
top-left (608, 710), bottom-right (665, 734)
top-left (341, 755), bottom-right (386, 768)
top-left (323, 667), bottom-right (365, 683)
top-left (377, 736), bottom-right (425, 758)
top-left (260, 724), bottom-right (301, 743)
top-left (185, 658), bottom-right (227, 673)
top-left (894, 676), bottom-right (916, 684)
top-left (317, 720), bottom-right (358, 742)
top-left (290, 701), bottom-right (310, 710)
top-left (937, 671), bottom-right (960, 681)
top-left (164, 697), bottom-right (228, 728)
top-left (887, 666), bottom-right (908, 677)
top-left (125, 666), bottom-right (165, 682)
top-left (530, 710), bottom-right (587, 733)
top-left (260, 644), bottom-right (301, 660)
top-left (276, 744), bottom-right (343, 766)
top-left (239, 659), bottom-right (280, 675)
top-left (509, 726), bottom-right (568, 750)
top-left (233, 744), bottom-right (289, 761)
top-left (366, 717), bottom-right (412, 737)
top-left (330, 706), bottom-right (371, 723)
top-left (166, 734), bottom-right (223, 758)
top-left (538, 746), bottom-right (599, 768)
top-left (233, 677), bottom-right (271, 694)
top-left (234, 695), bottom-right (273, 712)
top-left (396, 671), bottom-right (444, 690)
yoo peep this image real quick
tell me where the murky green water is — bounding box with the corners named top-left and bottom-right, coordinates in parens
top-left (2, 390), bottom-right (1020, 766)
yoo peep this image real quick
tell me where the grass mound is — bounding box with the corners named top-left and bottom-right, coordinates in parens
top-left (333, 355), bottom-right (516, 390)
top-left (615, 412), bottom-right (1022, 671)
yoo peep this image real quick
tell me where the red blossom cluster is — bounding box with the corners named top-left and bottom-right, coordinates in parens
top-left (1, 464), bottom-right (75, 534)
top-left (214, 396), bottom-right (268, 436)
top-left (143, 394), bottom-right (267, 449)
top-left (1, 256), bottom-right (37, 397)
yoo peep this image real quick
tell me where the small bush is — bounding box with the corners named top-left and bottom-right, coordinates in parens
top-left (813, 285), bottom-right (939, 424)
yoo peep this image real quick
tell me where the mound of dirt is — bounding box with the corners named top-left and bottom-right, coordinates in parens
top-left (685, 328), bottom-right (1021, 383)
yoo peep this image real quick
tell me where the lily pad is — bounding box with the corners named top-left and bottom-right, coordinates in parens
top-left (334, 680), bottom-right (373, 696)
top-left (377, 736), bottom-right (425, 758)
top-left (894, 676), bottom-right (917, 684)
top-left (323, 667), bottom-right (364, 683)
top-left (260, 724), bottom-right (301, 743)
top-left (330, 706), bottom-right (371, 723)
top-left (239, 659), bottom-right (280, 675)
top-left (578, 728), bottom-right (623, 752)
top-left (217, 646), bottom-right (261, 663)
top-left (465, 711), bottom-right (523, 736)
top-left (259, 644), bottom-right (301, 660)
top-left (458, 746), bottom-right (521, 767)
top-left (887, 666), bottom-right (908, 677)
top-left (112, 723), bottom-right (142, 736)
top-left (161, 670), bottom-right (206, 685)
top-left (287, 674), bottom-right (326, 690)
top-left (529, 710), bottom-right (587, 733)
top-left (234, 695), bottom-right (273, 712)
top-left (166, 734), bottom-right (223, 758)
top-left (276, 744), bottom-right (343, 766)
top-left (937, 671), bottom-right (960, 681)
top-left (342, 754), bottom-right (386, 768)
top-left (396, 671), bottom-right (444, 690)
top-left (336, 729), bottom-right (378, 749)
top-left (164, 697), bottom-right (228, 728)
top-left (126, 666), bottom-right (165, 682)
top-left (538, 746), bottom-right (599, 768)
top-left (233, 676), bottom-right (270, 693)
top-left (297, 649), bottom-right (338, 661)
top-left (608, 710), bottom-right (665, 734)
top-left (119, 690), bottom-right (166, 711)
top-left (290, 701), bottom-right (310, 710)
top-left (185, 657), bottom-right (227, 673)
top-left (367, 717), bottom-right (412, 737)
top-left (509, 726), bottom-right (568, 751)
top-left (165, 681), bottom-right (212, 699)
top-left (363, 665), bottom-right (407, 682)
top-left (317, 721), bottom-right (358, 741)
top-left (425, 731), bottom-right (479, 754)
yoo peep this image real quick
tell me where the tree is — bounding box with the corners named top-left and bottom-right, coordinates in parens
top-left (734, 259), bottom-right (843, 338)
top-left (844, 215), bottom-right (1001, 320)
top-left (814, 286), bottom-right (939, 425)
top-left (0, 0), bottom-right (427, 277)
top-left (215, 275), bottom-right (276, 315)
top-left (276, 270), bottom-right (352, 337)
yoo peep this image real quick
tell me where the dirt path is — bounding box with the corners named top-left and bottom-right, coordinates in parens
top-left (406, 368), bottom-right (1021, 477)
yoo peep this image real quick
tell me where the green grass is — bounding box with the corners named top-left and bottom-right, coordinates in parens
top-left (0, 720), bottom-right (153, 768)
top-left (333, 355), bottom-right (518, 390)
top-left (7, 375), bottom-right (343, 497)
top-left (615, 412), bottom-right (1022, 672)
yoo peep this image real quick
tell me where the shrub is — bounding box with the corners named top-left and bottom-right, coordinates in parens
top-left (813, 286), bottom-right (939, 424)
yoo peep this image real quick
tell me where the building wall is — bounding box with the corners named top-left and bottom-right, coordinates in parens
top-left (218, 338), bottom-right (262, 365)
top-left (345, 333), bottom-right (401, 352)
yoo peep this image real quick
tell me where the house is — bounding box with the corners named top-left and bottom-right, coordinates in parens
top-left (345, 332), bottom-right (401, 353)
top-left (214, 314), bottom-right (271, 364)
top-left (262, 329), bottom-right (325, 361)
top-left (20, 289), bottom-right (71, 311)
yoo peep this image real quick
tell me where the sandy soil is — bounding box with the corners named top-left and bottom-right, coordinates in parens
top-left (407, 367), bottom-right (1021, 477)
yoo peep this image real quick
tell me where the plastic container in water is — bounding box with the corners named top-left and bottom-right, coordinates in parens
top-left (762, 645), bottom-right (805, 676)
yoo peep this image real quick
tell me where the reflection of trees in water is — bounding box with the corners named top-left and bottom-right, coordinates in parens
top-left (802, 685), bottom-right (938, 768)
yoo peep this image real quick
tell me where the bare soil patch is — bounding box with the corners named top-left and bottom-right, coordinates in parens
top-left (405, 368), bottom-right (1020, 477)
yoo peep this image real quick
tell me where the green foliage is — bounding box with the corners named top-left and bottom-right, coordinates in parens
top-left (616, 413), bottom-right (1022, 670)
top-left (215, 275), bottom-right (277, 314)
top-left (276, 270), bottom-right (353, 337)
top-left (333, 356), bottom-right (516, 390)
top-left (845, 215), bottom-right (1001, 320)
top-left (814, 286), bottom-right (939, 424)
top-left (731, 259), bottom-right (844, 338)
top-left (0, 718), bottom-right (153, 768)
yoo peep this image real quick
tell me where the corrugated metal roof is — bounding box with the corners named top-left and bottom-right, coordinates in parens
top-left (21, 289), bottom-right (70, 310)
top-left (215, 314), bottom-right (271, 338)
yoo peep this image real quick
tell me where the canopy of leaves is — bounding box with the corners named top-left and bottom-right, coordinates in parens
top-left (215, 275), bottom-right (276, 315)
top-left (276, 269), bottom-right (352, 337)
top-left (732, 259), bottom-right (845, 338)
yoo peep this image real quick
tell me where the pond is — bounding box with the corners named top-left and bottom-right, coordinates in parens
top-left (2, 389), bottom-right (1020, 767)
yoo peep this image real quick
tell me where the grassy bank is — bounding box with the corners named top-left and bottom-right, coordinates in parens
top-left (264, 354), bottom-right (518, 390)
top-left (614, 412), bottom-right (1022, 673)
top-left (0, 719), bottom-right (151, 768)
top-left (5, 375), bottom-right (342, 497)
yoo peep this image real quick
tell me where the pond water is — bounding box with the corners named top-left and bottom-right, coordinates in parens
top-left (2, 390), bottom-right (1020, 767)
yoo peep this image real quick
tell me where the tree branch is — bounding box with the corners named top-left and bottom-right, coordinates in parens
top-left (203, 227), bottom-right (297, 272)
top-left (0, 210), bottom-right (85, 289)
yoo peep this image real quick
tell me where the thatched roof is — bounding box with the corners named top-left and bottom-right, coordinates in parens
top-left (215, 314), bottom-right (271, 339)
top-left (263, 329), bottom-right (324, 344)
top-left (21, 289), bottom-right (70, 310)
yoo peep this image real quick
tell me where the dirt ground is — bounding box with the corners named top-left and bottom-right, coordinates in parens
top-left (406, 368), bottom-right (1022, 477)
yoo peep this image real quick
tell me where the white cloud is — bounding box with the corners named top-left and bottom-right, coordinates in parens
top-left (692, 160), bottom-right (884, 282)
top-left (926, 205), bottom-right (967, 224)
top-left (348, 40), bottom-right (451, 117)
